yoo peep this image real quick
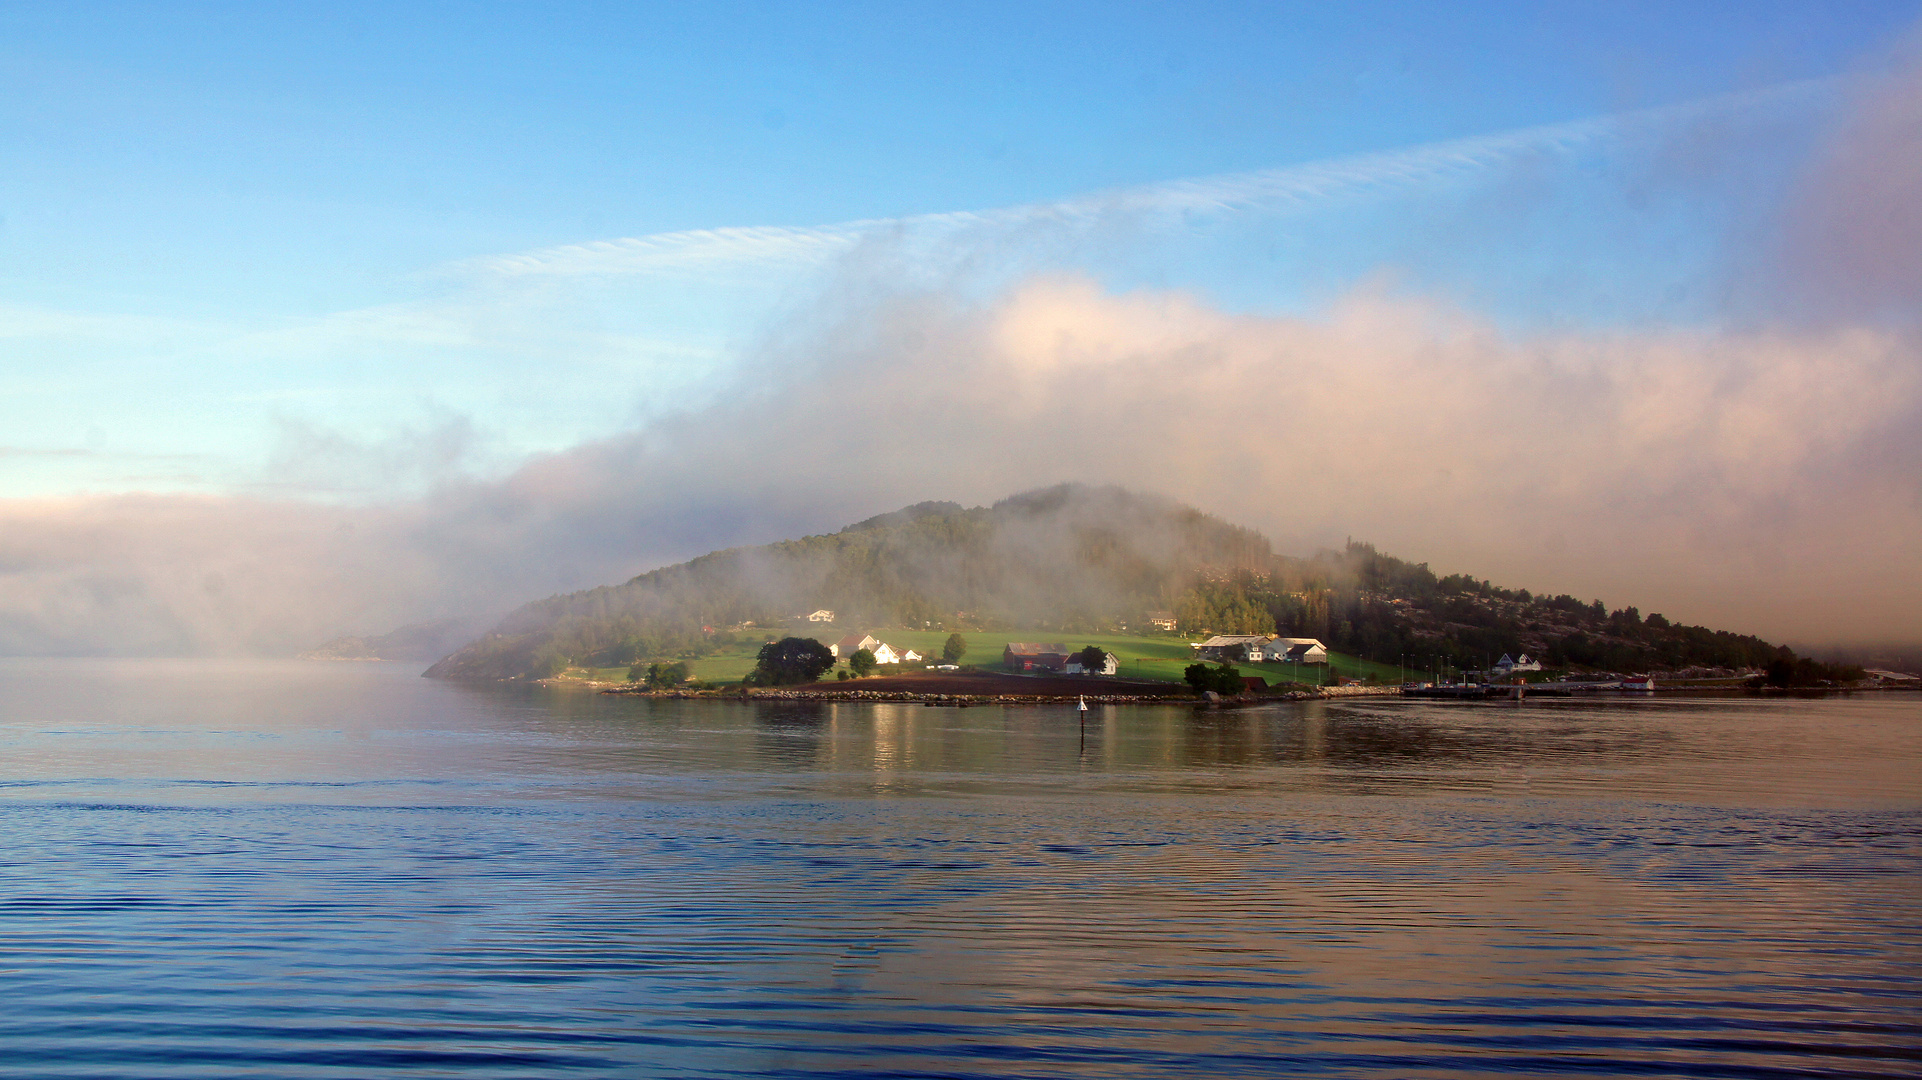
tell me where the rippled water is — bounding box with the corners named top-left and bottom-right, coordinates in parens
top-left (2, 659), bottom-right (1917, 1078)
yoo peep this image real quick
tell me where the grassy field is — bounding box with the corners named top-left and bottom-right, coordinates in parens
top-left (561, 625), bottom-right (1412, 688)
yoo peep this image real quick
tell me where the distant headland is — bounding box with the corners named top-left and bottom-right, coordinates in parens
top-left (379, 484), bottom-right (1890, 699)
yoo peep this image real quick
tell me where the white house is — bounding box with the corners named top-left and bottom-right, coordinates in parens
top-left (831, 633), bottom-right (879, 659)
top-left (1193, 635), bottom-right (1327, 664)
top-left (1270, 637), bottom-right (1328, 664)
top-left (1493, 653), bottom-right (1542, 674)
top-left (901, 649), bottom-right (923, 662)
top-left (870, 642), bottom-right (902, 665)
top-left (806, 609), bottom-right (835, 623)
top-left (1065, 650), bottom-right (1120, 676)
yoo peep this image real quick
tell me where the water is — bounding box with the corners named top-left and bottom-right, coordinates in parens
top-left (2, 658), bottom-right (1917, 1078)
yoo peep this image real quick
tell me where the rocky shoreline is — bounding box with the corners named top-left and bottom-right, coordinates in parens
top-left (596, 683), bottom-right (1405, 705)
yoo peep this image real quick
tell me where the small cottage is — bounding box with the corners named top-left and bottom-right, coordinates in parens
top-left (1065, 650), bottom-right (1120, 676)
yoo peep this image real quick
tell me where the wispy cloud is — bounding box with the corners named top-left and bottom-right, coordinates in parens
top-left (0, 446), bottom-right (208, 462)
top-left (452, 78), bottom-right (1832, 281)
top-left (0, 447), bottom-right (95, 459)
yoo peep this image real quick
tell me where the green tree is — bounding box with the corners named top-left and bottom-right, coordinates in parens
top-left (530, 647), bottom-right (568, 678)
top-left (1074, 645), bottom-right (1108, 674)
top-left (942, 633), bottom-right (968, 663)
top-left (1186, 662), bottom-right (1243, 694)
top-left (635, 660), bottom-right (690, 688)
top-left (849, 647), bottom-right (877, 677)
top-left (755, 637), bottom-right (835, 685)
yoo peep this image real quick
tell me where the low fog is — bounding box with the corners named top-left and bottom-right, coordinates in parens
top-left (2, 51), bottom-right (1917, 657)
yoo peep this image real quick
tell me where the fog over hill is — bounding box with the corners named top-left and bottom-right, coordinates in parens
top-left (424, 484), bottom-right (1806, 681)
top-left (426, 485), bottom-right (1268, 678)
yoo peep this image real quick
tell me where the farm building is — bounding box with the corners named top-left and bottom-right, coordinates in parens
top-left (1274, 638), bottom-right (1328, 664)
top-left (1194, 634), bottom-right (1274, 661)
top-left (1004, 642), bottom-right (1071, 672)
top-left (1194, 635), bottom-right (1327, 664)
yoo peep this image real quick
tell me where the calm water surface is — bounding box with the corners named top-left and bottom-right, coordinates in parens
top-left (1, 658), bottom-right (1917, 1078)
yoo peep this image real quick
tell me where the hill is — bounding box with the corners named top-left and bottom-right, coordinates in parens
top-left (423, 483), bottom-right (1844, 683)
top-left (301, 616), bottom-right (493, 662)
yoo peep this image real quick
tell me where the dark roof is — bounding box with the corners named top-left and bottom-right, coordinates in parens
top-left (1005, 642), bottom-right (1070, 656)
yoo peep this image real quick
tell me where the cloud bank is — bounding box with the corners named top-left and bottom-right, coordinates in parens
top-left (1, 63), bottom-right (1916, 656)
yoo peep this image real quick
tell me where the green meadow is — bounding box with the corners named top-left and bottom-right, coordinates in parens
top-left (568, 626), bottom-right (1411, 687)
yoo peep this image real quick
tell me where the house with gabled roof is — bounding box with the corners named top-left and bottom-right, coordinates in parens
top-left (1268, 634), bottom-right (1330, 661)
top-left (831, 633), bottom-right (879, 659)
top-left (1066, 650), bottom-right (1119, 676)
top-left (1004, 642), bottom-right (1071, 672)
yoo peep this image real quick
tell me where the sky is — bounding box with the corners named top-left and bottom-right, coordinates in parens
top-left (3, 2), bottom-right (1920, 655)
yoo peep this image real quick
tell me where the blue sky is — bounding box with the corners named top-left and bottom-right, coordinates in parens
top-left (1, 2), bottom-right (1916, 496)
top-left (10, 2), bottom-right (1906, 306)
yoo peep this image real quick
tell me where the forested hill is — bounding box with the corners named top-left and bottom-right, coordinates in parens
top-left (423, 483), bottom-right (1823, 681)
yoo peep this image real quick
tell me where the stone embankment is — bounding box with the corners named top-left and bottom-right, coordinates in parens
top-left (1313, 684), bottom-right (1403, 697)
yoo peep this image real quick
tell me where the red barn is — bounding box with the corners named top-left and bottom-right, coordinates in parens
top-left (1003, 642), bottom-right (1071, 672)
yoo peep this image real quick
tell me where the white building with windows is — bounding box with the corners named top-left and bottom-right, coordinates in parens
top-left (1194, 635), bottom-right (1327, 664)
top-left (831, 633), bottom-right (879, 658)
top-left (1065, 650), bottom-right (1120, 676)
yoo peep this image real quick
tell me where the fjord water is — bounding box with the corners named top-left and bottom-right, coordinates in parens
top-left (2, 660), bottom-right (1917, 1078)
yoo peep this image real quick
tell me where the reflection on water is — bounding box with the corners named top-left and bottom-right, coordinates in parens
top-left (0, 658), bottom-right (1917, 1078)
